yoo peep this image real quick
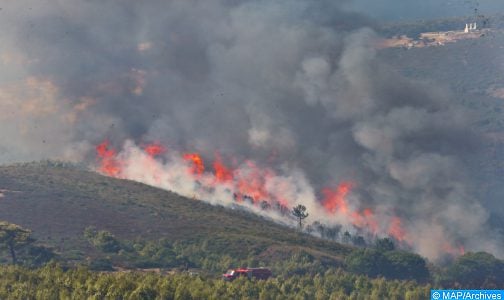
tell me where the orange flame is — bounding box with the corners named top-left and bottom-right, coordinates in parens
top-left (234, 161), bottom-right (273, 204)
top-left (143, 143), bottom-right (166, 157)
top-left (322, 182), bottom-right (383, 235)
top-left (388, 216), bottom-right (406, 241)
top-left (213, 153), bottom-right (233, 183)
top-left (96, 140), bottom-right (121, 176)
top-left (322, 182), bottom-right (353, 214)
top-left (183, 153), bottom-right (205, 175)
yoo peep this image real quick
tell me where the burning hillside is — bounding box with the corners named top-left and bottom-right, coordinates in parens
top-left (95, 139), bottom-right (465, 257)
top-left (0, 0), bottom-right (501, 261)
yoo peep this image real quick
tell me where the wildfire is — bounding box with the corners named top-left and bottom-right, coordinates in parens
top-left (94, 139), bottom-right (424, 253)
top-left (143, 143), bottom-right (166, 157)
top-left (95, 140), bottom-right (121, 177)
top-left (213, 153), bottom-right (233, 183)
top-left (352, 208), bottom-right (379, 234)
top-left (322, 182), bottom-right (382, 235)
top-left (183, 153), bottom-right (205, 175)
top-left (388, 216), bottom-right (406, 242)
top-left (322, 182), bottom-right (352, 214)
top-left (234, 161), bottom-right (273, 204)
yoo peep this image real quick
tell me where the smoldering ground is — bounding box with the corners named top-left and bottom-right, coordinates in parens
top-left (0, 0), bottom-right (501, 261)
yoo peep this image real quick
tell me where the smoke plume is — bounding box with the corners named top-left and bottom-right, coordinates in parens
top-left (0, 0), bottom-right (501, 261)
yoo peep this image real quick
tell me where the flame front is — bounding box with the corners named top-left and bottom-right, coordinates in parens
top-left (94, 139), bottom-right (449, 255)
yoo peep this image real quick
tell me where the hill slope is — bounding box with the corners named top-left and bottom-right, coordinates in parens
top-left (0, 162), bottom-right (352, 271)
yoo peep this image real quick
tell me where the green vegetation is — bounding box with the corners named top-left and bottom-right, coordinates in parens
top-left (344, 240), bottom-right (429, 282)
top-left (442, 252), bottom-right (504, 288)
top-left (0, 221), bottom-right (57, 267)
top-left (0, 221), bottom-right (34, 264)
top-left (84, 226), bottom-right (122, 253)
top-left (0, 264), bottom-right (432, 300)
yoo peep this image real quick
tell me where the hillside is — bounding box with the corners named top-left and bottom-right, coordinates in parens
top-left (0, 162), bottom-right (352, 272)
top-left (1, 162), bottom-right (503, 293)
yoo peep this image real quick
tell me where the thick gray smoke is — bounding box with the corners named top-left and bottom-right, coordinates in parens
top-left (0, 0), bottom-right (501, 260)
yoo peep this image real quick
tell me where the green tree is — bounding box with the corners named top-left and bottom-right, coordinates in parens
top-left (84, 227), bottom-right (121, 253)
top-left (375, 238), bottom-right (395, 252)
top-left (345, 249), bottom-right (389, 277)
top-left (446, 252), bottom-right (504, 287)
top-left (0, 221), bottom-right (34, 264)
top-left (345, 248), bottom-right (429, 281)
top-left (23, 244), bottom-right (57, 267)
top-left (292, 205), bottom-right (309, 229)
top-left (384, 250), bottom-right (430, 281)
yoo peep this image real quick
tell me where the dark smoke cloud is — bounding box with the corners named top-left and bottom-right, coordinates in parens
top-left (0, 0), bottom-right (501, 260)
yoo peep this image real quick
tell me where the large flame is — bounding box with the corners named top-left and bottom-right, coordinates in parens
top-left (94, 139), bottom-right (465, 256)
top-left (322, 182), bottom-right (381, 235)
top-left (213, 153), bottom-right (233, 183)
top-left (183, 153), bottom-right (205, 176)
top-left (322, 182), bottom-right (352, 214)
top-left (95, 140), bottom-right (121, 177)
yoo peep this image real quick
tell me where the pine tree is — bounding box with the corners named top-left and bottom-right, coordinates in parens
top-left (292, 204), bottom-right (309, 229)
top-left (0, 221), bottom-right (34, 264)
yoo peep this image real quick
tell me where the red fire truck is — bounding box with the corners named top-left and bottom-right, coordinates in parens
top-left (222, 267), bottom-right (272, 281)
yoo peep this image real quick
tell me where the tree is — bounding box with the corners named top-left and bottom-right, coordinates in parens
top-left (384, 250), bottom-right (430, 281)
top-left (292, 205), bottom-right (309, 229)
top-left (446, 252), bottom-right (504, 287)
top-left (84, 226), bottom-right (121, 253)
top-left (0, 221), bottom-right (35, 264)
top-left (24, 245), bottom-right (57, 267)
top-left (345, 248), bottom-right (429, 281)
top-left (375, 238), bottom-right (395, 252)
top-left (345, 249), bottom-right (389, 277)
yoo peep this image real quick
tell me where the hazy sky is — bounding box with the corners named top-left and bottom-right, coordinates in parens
top-left (344, 0), bottom-right (504, 21)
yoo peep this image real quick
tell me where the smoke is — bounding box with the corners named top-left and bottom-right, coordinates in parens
top-left (0, 0), bottom-right (502, 261)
